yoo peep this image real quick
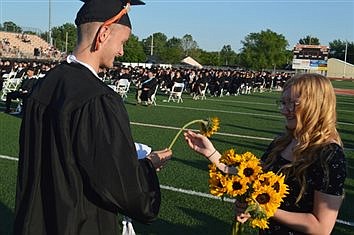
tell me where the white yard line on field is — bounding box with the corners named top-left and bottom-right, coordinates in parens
top-left (130, 122), bottom-right (354, 151)
top-left (158, 104), bottom-right (281, 118)
top-left (156, 104), bottom-right (354, 126)
top-left (0, 155), bottom-right (18, 161)
top-left (0, 154), bottom-right (353, 227)
top-left (186, 96), bottom-right (354, 113)
top-left (130, 122), bottom-right (273, 141)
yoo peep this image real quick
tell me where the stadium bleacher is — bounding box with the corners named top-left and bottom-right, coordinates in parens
top-left (0, 31), bottom-right (60, 59)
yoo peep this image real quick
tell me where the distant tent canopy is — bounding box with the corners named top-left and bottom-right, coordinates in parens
top-left (181, 56), bottom-right (203, 69)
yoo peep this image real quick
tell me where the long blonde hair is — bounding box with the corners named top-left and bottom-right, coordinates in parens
top-left (264, 73), bottom-right (342, 203)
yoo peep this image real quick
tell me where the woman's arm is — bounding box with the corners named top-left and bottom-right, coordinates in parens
top-left (273, 191), bottom-right (343, 235)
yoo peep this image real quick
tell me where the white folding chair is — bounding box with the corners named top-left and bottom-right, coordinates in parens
top-left (117, 79), bottom-right (130, 100)
top-left (193, 83), bottom-right (208, 100)
top-left (2, 71), bottom-right (17, 80)
top-left (1, 78), bottom-right (22, 101)
top-left (167, 82), bottom-right (184, 103)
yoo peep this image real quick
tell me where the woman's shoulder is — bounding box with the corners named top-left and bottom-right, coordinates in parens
top-left (311, 143), bottom-right (347, 195)
top-left (311, 142), bottom-right (346, 176)
top-left (318, 142), bottom-right (345, 162)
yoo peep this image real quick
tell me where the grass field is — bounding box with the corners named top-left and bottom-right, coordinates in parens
top-left (0, 80), bottom-right (353, 234)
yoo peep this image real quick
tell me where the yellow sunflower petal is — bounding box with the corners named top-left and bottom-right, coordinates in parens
top-left (251, 185), bottom-right (281, 217)
top-left (226, 175), bottom-right (249, 197)
top-left (200, 117), bottom-right (220, 138)
top-left (238, 158), bottom-right (262, 182)
top-left (250, 218), bottom-right (269, 229)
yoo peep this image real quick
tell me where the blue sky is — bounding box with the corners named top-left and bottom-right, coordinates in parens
top-left (1, 0), bottom-right (353, 52)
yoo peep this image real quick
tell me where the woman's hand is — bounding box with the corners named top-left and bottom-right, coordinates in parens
top-left (234, 200), bottom-right (251, 223)
top-left (183, 130), bottom-right (216, 157)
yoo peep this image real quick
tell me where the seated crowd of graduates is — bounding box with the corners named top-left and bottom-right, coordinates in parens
top-left (102, 65), bottom-right (293, 104)
top-left (1, 58), bottom-right (293, 111)
top-left (0, 60), bottom-right (56, 113)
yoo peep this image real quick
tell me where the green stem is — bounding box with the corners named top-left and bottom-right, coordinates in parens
top-left (168, 119), bottom-right (205, 149)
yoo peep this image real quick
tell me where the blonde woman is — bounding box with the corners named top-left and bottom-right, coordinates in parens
top-left (184, 73), bottom-right (347, 234)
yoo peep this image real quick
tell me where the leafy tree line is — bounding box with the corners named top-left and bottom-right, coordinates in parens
top-left (1, 21), bottom-right (353, 69)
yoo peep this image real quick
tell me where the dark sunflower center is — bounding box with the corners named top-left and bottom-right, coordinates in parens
top-left (260, 178), bottom-right (270, 185)
top-left (273, 182), bottom-right (280, 192)
top-left (244, 168), bottom-right (254, 177)
top-left (232, 182), bottom-right (242, 190)
top-left (217, 179), bottom-right (223, 188)
top-left (256, 193), bottom-right (271, 204)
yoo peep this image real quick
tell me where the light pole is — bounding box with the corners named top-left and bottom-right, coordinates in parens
top-left (343, 41), bottom-right (348, 78)
top-left (48, 0), bottom-right (52, 45)
top-left (65, 31), bottom-right (68, 54)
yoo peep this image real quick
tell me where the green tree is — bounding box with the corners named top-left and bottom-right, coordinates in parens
top-left (51, 23), bottom-right (77, 53)
top-left (118, 34), bottom-right (146, 63)
top-left (142, 32), bottom-right (168, 63)
top-left (2, 21), bottom-right (22, 33)
top-left (299, 35), bottom-right (320, 45)
top-left (22, 30), bottom-right (37, 35)
top-left (198, 50), bottom-right (221, 66)
top-left (181, 34), bottom-right (198, 56)
top-left (220, 45), bottom-right (237, 66)
top-left (329, 40), bottom-right (354, 64)
top-left (239, 29), bottom-right (289, 70)
top-left (163, 37), bottom-right (183, 64)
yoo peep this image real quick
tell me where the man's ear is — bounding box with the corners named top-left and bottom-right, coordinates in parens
top-left (94, 25), bottom-right (111, 51)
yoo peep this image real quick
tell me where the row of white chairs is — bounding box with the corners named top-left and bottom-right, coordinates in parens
top-left (106, 81), bottom-right (209, 105)
top-left (168, 82), bottom-right (208, 102)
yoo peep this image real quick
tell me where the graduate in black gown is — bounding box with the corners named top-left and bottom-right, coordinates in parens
top-left (13, 1), bottom-right (172, 235)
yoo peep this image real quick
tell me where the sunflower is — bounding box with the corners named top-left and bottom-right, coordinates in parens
top-left (254, 172), bottom-right (289, 200)
top-left (219, 148), bottom-right (243, 166)
top-left (251, 185), bottom-right (281, 217)
top-left (237, 158), bottom-right (263, 182)
top-left (242, 151), bottom-right (259, 162)
top-left (208, 163), bottom-right (218, 174)
top-left (250, 218), bottom-right (269, 229)
top-left (209, 172), bottom-right (227, 197)
top-left (207, 148), bottom-right (290, 234)
top-left (200, 117), bottom-right (220, 137)
top-left (253, 171), bottom-right (278, 190)
top-left (226, 175), bottom-right (249, 197)
top-left (270, 173), bottom-right (289, 200)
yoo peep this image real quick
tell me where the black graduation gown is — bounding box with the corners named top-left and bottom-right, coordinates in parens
top-left (14, 62), bottom-right (161, 235)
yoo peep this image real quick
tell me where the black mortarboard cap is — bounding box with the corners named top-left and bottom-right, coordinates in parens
top-left (75, 0), bottom-right (145, 28)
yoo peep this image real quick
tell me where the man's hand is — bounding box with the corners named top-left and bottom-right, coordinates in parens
top-left (146, 148), bottom-right (172, 171)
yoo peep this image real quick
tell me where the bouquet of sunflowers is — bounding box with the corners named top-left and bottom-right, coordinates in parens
top-left (208, 149), bottom-right (289, 235)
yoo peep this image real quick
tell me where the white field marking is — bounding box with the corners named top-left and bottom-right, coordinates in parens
top-left (338, 110), bottom-right (354, 113)
top-left (0, 155), bottom-right (18, 161)
top-left (131, 122), bottom-right (354, 151)
top-left (160, 185), bottom-right (234, 203)
top-left (156, 104), bottom-right (354, 126)
top-left (199, 98), bottom-right (276, 106)
top-left (186, 96), bottom-right (354, 113)
top-left (1, 153), bottom-right (353, 227)
top-left (130, 122), bottom-right (273, 141)
top-left (157, 104), bottom-right (281, 118)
